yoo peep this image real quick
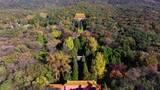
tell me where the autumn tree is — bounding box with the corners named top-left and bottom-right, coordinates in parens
top-left (88, 37), bottom-right (98, 53)
top-left (64, 36), bottom-right (74, 50)
top-left (48, 51), bottom-right (71, 80)
top-left (93, 52), bottom-right (106, 78)
top-left (145, 52), bottom-right (158, 65)
top-left (51, 29), bottom-right (62, 39)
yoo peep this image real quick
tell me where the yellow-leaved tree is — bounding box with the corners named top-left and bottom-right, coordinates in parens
top-left (51, 29), bottom-right (62, 39)
top-left (93, 52), bottom-right (106, 78)
top-left (64, 36), bottom-right (74, 50)
top-left (88, 37), bottom-right (98, 53)
top-left (145, 53), bottom-right (158, 65)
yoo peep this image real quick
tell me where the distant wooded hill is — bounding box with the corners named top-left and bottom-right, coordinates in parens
top-left (0, 0), bottom-right (160, 9)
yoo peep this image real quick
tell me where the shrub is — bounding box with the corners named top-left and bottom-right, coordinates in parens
top-left (1, 53), bottom-right (19, 63)
top-left (33, 49), bottom-right (48, 63)
top-left (0, 80), bottom-right (12, 90)
top-left (51, 29), bottom-right (62, 39)
top-left (36, 33), bottom-right (47, 45)
top-left (145, 53), bottom-right (158, 66)
top-left (34, 76), bottom-right (48, 86)
top-left (14, 71), bottom-right (25, 84)
top-left (0, 66), bottom-right (6, 76)
top-left (0, 66), bottom-right (7, 83)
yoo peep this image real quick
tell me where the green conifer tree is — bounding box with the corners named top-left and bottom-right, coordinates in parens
top-left (74, 38), bottom-right (81, 50)
top-left (72, 56), bottom-right (79, 80)
top-left (82, 56), bottom-right (90, 80)
top-left (103, 83), bottom-right (107, 90)
top-left (63, 72), bottom-right (71, 82)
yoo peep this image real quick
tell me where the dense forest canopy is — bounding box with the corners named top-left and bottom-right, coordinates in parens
top-left (0, 1), bottom-right (160, 90)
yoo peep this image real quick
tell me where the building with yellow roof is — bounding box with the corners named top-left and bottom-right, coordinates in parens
top-left (74, 13), bottom-right (86, 21)
top-left (26, 15), bottom-right (35, 20)
top-left (46, 80), bottom-right (100, 90)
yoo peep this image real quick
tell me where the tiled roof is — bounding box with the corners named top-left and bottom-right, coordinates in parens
top-left (74, 13), bottom-right (86, 20)
top-left (47, 80), bottom-right (98, 90)
top-left (65, 80), bottom-right (97, 85)
top-left (48, 84), bottom-right (63, 87)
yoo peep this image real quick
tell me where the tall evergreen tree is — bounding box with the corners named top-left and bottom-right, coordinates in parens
top-left (63, 72), bottom-right (71, 82)
top-left (103, 83), bottom-right (107, 90)
top-left (74, 38), bottom-right (81, 51)
top-left (82, 56), bottom-right (90, 80)
top-left (72, 56), bottom-right (79, 80)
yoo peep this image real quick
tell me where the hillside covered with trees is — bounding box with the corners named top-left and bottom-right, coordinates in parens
top-left (0, 0), bottom-right (160, 9)
top-left (0, 2), bottom-right (160, 90)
